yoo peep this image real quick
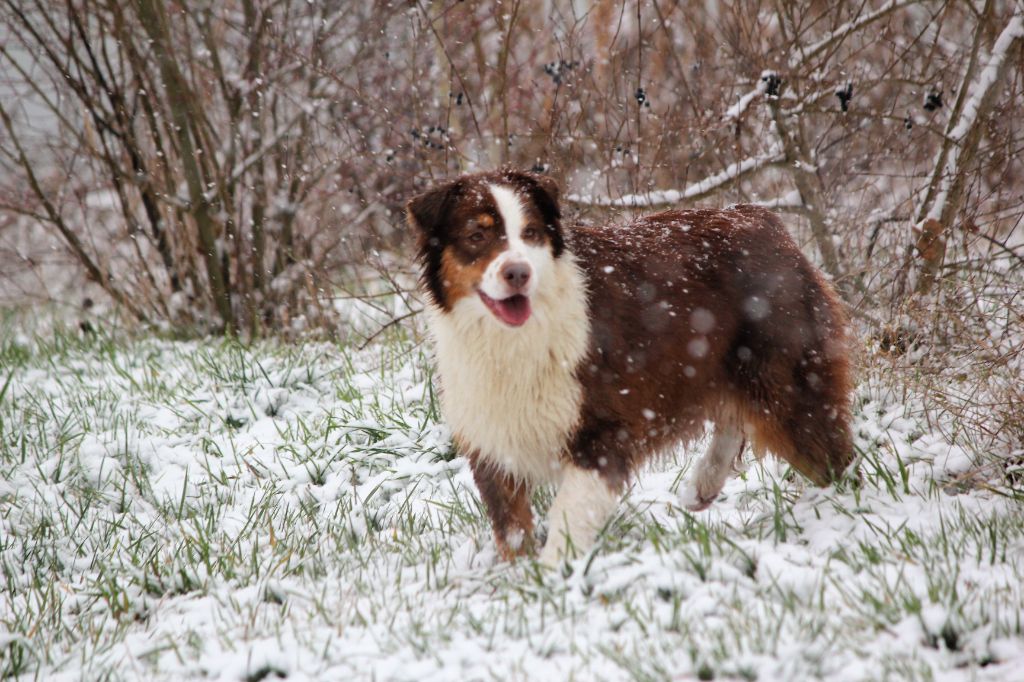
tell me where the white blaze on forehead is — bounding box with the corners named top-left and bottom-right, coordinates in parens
top-left (477, 183), bottom-right (553, 301)
top-left (488, 184), bottom-right (526, 244)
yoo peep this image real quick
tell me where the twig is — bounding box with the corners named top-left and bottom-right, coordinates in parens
top-left (357, 309), bottom-right (423, 351)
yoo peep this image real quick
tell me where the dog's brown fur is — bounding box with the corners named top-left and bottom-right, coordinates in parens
top-left (567, 205), bottom-right (853, 488)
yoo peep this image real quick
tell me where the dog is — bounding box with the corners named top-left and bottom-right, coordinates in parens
top-left (406, 169), bottom-right (853, 566)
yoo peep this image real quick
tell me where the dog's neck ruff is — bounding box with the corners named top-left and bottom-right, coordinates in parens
top-left (427, 252), bottom-right (591, 484)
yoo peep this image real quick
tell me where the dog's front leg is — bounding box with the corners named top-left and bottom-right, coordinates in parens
top-left (468, 453), bottom-right (535, 560)
top-left (539, 464), bottom-right (622, 567)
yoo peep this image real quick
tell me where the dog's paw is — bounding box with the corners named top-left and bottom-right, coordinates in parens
top-left (537, 545), bottom-right (576, 579)
top-left (538, 540), bottom-right (581, 572)
top-left (538, 543), bottom-right (562, 569)
top-left (679, 482), bottom-right (717, 512)
top-left (495, 527), bottom-right (536, 562)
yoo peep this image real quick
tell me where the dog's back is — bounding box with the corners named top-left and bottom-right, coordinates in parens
top-left (568, 204), bottom-right (853, 488)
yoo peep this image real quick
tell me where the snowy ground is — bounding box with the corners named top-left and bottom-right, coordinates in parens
top-left (2, 317), bottom-right (1023, 681)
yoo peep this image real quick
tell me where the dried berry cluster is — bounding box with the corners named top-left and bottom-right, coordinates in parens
top-left (411, 126), bottom-right (450, 150)
top-left (543, 59), bottom-right (580, 84)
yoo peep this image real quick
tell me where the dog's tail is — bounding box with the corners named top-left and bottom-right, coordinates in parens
top-left (725, 209), bottom-right (855, 485)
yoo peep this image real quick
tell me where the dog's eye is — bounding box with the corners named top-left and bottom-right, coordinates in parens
top-left (522, 227), bottom-right (539, 240)
top-left (468, 231), bottom-right (485, 243)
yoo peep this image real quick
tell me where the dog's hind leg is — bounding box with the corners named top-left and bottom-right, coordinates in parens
top-left (682, 422), bottom-right (746, 512)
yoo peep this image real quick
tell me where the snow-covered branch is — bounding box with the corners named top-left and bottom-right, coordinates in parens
top-left (914, 7), bottom-right (1024, 294)
top-left (723, 76), bottom-right (769, 122)
top-left (922, 9), bottom-right (1023, 225)
top-left (726, 0), bottom-right (920, 125)
top-left (750, 190), bottom-right (805, 210)
top-left (567, 145), bottom-right (785, 208)
top-left (790, 0), bottom-right (922, 69)
top-left (591, 2), bottom-right (923, 212)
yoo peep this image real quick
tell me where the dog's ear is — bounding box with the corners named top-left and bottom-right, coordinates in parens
top-left (407, 179), bottom-right (462, 311)
top-left (528, 173), bottom-right (561, 211)
top-left (406, 179), bottom-right (462, 241)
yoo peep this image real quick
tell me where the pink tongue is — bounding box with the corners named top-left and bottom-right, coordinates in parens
top-left (486, 294), bottom-right (531, 326)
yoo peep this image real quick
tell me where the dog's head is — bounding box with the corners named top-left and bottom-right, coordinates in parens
top-left (406, 170), bottom-right (564, 327)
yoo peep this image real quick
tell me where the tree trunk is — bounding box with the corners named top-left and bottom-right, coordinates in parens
top-left (134, 0), bottom-right (235, 332)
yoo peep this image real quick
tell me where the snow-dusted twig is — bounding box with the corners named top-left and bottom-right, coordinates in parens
top-left (723, 76), bottom-right (769, 122)
top-left (567, 145), bottom-right (785, 208)
top-left (356, 308), bottom-right (423, 351)
top-left (201, 109), bottom-right (312, 204)
top-left (576, 2), bottom-right (922, 211)
top-left (749, 190), bottom-right (805, 210)
top-left (922, 10), bottom-right (1024, 225)
top-left (724, 1), bottom-right (922, 125)
top-left (790, 0), bottom-right (922, 69)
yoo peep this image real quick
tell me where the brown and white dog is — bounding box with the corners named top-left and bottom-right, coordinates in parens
top-left (406, 169), bottom-right (853, 566)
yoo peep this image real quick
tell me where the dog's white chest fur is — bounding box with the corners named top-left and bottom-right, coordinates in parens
top-left (427, 256), bottom-right (590, 483)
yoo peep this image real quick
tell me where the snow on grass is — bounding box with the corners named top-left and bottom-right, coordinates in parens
top-left (2, 322), bottom-right (1023, 681)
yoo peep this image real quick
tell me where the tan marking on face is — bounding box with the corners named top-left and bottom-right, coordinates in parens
top-left (440, 247), bottom-right (495, 304)
top-left (476, 213), bottom-right (495, 228)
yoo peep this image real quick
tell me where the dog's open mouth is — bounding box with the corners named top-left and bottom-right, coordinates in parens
top-left (479, 291), bottom-right (531, 327)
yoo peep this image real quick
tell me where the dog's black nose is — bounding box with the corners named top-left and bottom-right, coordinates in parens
top-left (501, 262), bottom-right (531, 291)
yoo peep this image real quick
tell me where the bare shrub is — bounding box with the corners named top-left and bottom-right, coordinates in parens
top-left (0, 0), bottom-right (418, 334)
top-left (0, 1), bottom-right (1021, 455)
